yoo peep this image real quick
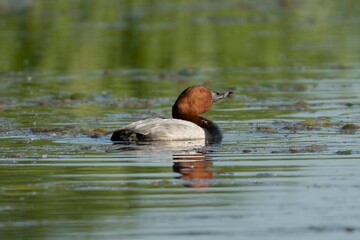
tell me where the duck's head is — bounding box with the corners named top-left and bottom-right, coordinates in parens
top-left (172, 85), bottom-right (233, 120)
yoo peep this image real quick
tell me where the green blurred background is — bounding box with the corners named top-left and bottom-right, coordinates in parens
top-left (0, 0), bottom-right (359, 125)
top-left (1, 0), bottom-right (359, 72)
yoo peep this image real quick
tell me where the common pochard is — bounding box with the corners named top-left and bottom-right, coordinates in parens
top-left (110, 85), bottom-right (233, 142)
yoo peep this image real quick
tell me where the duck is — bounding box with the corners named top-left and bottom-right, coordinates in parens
top-left (110, 85), bottom-right (233, 142)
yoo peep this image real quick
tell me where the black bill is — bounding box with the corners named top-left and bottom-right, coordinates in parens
top-left (211, 90), bottom-right (234, 102)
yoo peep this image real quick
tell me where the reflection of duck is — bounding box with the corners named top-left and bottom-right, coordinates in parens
top-left (111, 85), bottom-right (233, 142)
top-left (173, 152), bottom-right (213, 188)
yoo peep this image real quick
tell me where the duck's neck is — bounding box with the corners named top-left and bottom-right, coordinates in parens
top-left (195, 116), bottom-right (222, 139)
top-left (173, 112), bottom-right (222, 139)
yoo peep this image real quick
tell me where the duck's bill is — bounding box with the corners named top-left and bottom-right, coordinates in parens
top-left (211, 90), bottom-right (234, 102)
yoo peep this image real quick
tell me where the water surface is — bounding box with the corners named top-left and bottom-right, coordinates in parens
top-left (1, 1), bottom-right (360, 240)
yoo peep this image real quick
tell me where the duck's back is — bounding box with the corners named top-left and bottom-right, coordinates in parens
top-left (110, 118), bottom-right (205, 141)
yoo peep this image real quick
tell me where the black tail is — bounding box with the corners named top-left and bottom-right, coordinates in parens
top-left (110, 129), bottom-right (147, 142)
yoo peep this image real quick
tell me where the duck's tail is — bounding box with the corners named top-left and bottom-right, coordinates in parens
top-left (110, 129), bottom-right (147, 142)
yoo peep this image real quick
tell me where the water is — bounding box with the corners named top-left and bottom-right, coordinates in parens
top-left (1, 1), bottom-right (360, 239)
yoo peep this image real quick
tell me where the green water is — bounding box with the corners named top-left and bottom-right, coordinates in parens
top-left (1, 1), bottom-right (360, 240)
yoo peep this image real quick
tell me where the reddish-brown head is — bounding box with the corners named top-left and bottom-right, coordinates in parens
top-left (172, 86), bottom-right (212, 119)
top-left (172, 85), bottom-right (233, 121)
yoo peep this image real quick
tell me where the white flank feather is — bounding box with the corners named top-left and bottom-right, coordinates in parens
top-left (118, 118), bottom-right (205, 140)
